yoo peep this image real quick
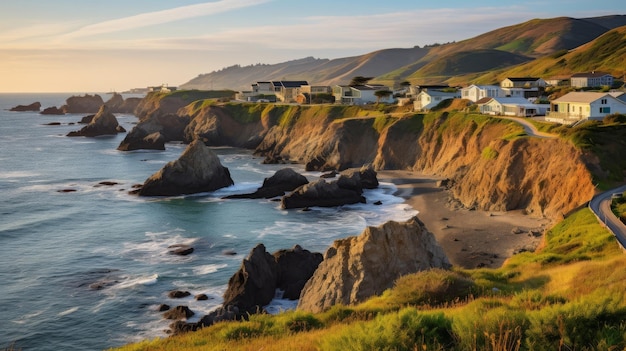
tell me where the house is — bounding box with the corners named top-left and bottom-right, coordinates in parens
top-left (460, 85), bottom-right (503, 102)
top-left (500, 77), bottom-right (546, 88)
top-left (296, 85), bottom-right (332, 103)
top-left (414, 90), bottom-right (461, 111)
top-left (148, 84), bottom-right (177, 93)
top-left (546, 92), bottom-right (626, 123)
top-left (332, 84), bottom-right (393, 104)
top-left (238, 80), bottom-right (309, 102)
top-left (570, 72), bottom-right (614, 88)
top-left (478, 97), bottom-right (549, 117)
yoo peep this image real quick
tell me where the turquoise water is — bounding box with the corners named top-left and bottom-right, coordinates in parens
top-left (0, 93), bottom-right (417, 350)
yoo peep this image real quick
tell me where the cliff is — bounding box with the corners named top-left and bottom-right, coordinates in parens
top-left (131, 99), bottom-right (603, 221)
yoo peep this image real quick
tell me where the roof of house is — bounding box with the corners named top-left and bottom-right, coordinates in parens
top-left (489, 97), bottom-right (534, 105)
top-left (552, 92), bottom-right (612, 103)
top-left (351, 84), bottom-right (390, 91)
top-left (475, 97), bottom-right (493, 104)
top-left (571, 71), bottom-right (612, 78)
top-left (463, 84), bottom-right (501, 90)
top-left (504, 77), bottom-right (542, 82)
top-left (419, 90), bottom-right (458, 97)
top-left (272, 81), bottom-right (309, 88)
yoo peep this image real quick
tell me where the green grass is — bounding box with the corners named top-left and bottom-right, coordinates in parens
top-left (112, 205), bottom-right (626, 351)
top-left (481, 146), bottom-right (499, 160)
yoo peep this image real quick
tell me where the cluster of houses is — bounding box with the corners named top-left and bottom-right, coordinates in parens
top-left (234, 71), bottom-right (626, 125)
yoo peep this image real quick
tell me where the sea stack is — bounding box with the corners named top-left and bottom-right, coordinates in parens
top-left (135, 139), bottom-right (234, 196)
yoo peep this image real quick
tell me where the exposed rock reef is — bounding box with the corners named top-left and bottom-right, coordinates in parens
top-left (10, 102), bottom-right (41, 112)
top-left (281, 164), bottom-right (379, 209)
top-left (297, 216), bottom-right (451, 313)
top-left (66, 105), bottom-right (125, 137)
top-left (63, 94), bottom-right (104, 113)
top-left (117, 113), bottom-right (190, 151)
top-left (134, 139), bottom-right (234, 196)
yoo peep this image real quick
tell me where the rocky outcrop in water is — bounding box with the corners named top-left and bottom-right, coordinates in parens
top-left (104, 93), bottom-right (141, 114)
top-left (169, 243), bottom-right (322, 335)
top-left (134, 139), bottom-right (234, 196)
top-left (297, 216), bottom-right (450, 313)
top-left (225, 168), bottom-right (309, 199)
top-left (280, 164), bottom-right (378, 209)
top-left (10, 102), bottom-right (41, 112)
top-left (117, 113), bottom-right (189, 151)
top-left (63, 94), bottom-right (104, 114)
top-left (66, 105), bottom-right (125, 137)
top-left (41, 106), bottom-right (65, 115)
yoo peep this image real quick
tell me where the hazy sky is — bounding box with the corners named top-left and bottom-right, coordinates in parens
top-left (1, 0), bottom-right (624, 92)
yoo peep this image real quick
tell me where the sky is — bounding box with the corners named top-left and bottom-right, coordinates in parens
top-left (0, 0), bottom-right (624, 93)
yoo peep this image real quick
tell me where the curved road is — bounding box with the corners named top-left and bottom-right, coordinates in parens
top-left (589, 185), bottom-right (626, 250)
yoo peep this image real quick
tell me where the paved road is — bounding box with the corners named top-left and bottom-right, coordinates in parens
top-left (498, 116), bottom-right (557, 139)
top-left (589, 185), bottom-right (626, 250)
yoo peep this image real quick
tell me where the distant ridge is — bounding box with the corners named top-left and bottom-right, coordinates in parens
top-left (179, 15), bottom-right (626, 90)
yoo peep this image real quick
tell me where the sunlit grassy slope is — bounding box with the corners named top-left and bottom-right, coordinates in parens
top-left (112, 207), bottom-right (626, 351)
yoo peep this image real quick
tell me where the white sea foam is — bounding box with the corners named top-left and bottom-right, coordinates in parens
top-left (192, 264), bottom-right (228, 275)
top-left (0, 171), bottom-right (40, 179)
top-left (121, 231), bottom-right (198, 264)
top-left (114, 274), bottom-right (159, 290)
top-left (58, 306), bottom-right (79, 316)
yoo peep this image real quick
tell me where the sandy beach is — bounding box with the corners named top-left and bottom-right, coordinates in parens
top-left (378, 170), bottom-right (551, 269)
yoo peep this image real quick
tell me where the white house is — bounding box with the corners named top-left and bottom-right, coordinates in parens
top-left (478, 97), bottom-right (549, 117)
top-left (414, 90), bottom-right (461, 111)
top-left (237, 80), bottom-right (309, 102)
top-left (546, 92), bottom-right (626, 123)
top-left (570, 72), bottom-right (614, 88)
top-left (332, 84), bottom-right (393, 104)
top-left (460, 85), bottom-right (503, 102)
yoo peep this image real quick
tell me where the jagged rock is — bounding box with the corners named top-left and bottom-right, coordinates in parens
top-left (222, 244), bottom-right (278, 315)
top-left (118, 113), bottom-right (189, 151)
top-left (297, 216), bottom-right (451, 313)
top-left (41, 106), bottom-right (65, 115)
top-left (281, 179), bottom-right (365, 209)
top-left (103, 93), bottom-right (142, 114)
top-left (163, 305), bottom-right (194, 320)
top-left (224, 168), bottom-right (309, 199)
top-left (169, 305), bottom-right (241, 335)
top-left (273, 245), bottom-right (323, 299)
top-left (62, 94), bottom-right (104, 113)
top-left (195, 294), bottom-right (209, 301)
top-left (134, 139), bottom-right (234, 196)
top-left (79, 114), bottom-right (95, 124)
top-left (158, 304), bottom-right (170, 312)
top-left (336, 164), bottom-right (379, 193)
top-left (66, 105), bottom-right (124, 137)
top-left (10, 102), bottom-right (41, 111)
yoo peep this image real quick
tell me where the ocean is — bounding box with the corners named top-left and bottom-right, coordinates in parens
top-left (0, 93), bottom-right (417, 350)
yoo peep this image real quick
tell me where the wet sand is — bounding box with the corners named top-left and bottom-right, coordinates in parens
top-left (378, 170), bottom-right (551, 269)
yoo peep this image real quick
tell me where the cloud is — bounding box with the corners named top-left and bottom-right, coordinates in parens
top-left (60, 0), bottom-right (271, 39)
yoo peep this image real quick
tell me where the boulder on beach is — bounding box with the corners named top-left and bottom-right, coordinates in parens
top-left (66, 105), bottom-right (125, 137)
top-left (10, 102), bottom-right (41, 112)
top-left (297, 216), bottom-right (451, 313)
top-left (224, 168), bottom-right (309, 199)
top-left (134, 139), bottom-right (234, 196)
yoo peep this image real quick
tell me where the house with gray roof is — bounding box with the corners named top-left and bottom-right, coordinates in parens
top-left (546, 92), bottom-right (626, 123)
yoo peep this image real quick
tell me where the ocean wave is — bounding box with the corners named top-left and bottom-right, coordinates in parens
top-left (0, 171), bottom-right (40, 179)
top-left (192, 264), bottom-right (229, 276)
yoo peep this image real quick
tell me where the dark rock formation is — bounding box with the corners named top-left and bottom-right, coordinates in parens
top-left (163, 305), bottom-right (194, 320)
top-left (168, 290), bottom-right (191, 299)
top-left (66, 105), bottom-right (125, 137)
top-left (280, 164), bottom-right (378, 209)
top-left (171, 244), bottom-right (322, 334)
top-left (134, 139), bottom-right (234, 196)
top-left (104, 93), bottom-right (142, 114)
top-left (78, 114), bottom-right (95, 124)
top-left (224, 168), bottom-right (309, 199)
top-left (41, 106), bottom-right (65, 115)
top-left (10, 102), bottom-right (41, 112)
top-left (298, 217), bottom-right (451, 313)
top-left (117, 113), bottom-right (189, 151)
top-left (273, 245), bottom-right (323, 299)
top-left (168, 244), bottom-right (194, 256)
top-left (62, 94), bottom-right (104, 114)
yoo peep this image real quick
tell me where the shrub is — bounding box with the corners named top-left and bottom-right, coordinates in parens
top-left (388, 269), bottom-right (475, 307)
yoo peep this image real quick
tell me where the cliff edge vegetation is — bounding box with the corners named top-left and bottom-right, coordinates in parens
top-left (111, 207), bottom-right (626, 351)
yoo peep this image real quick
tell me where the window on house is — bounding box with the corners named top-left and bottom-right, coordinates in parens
top-left (600, 107), bottom-right (611, 113)
top-left (601, 99), bottom-right (607, 104)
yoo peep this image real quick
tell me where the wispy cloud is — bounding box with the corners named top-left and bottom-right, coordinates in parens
top-left (60, 0), bottom-right (271, 39)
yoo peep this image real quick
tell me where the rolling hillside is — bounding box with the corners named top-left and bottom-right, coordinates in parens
top-left (180, 15), bottom-right (626, 90)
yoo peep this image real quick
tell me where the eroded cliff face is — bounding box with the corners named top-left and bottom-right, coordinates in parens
top-left (135, 100), bottom-right (597, 221)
